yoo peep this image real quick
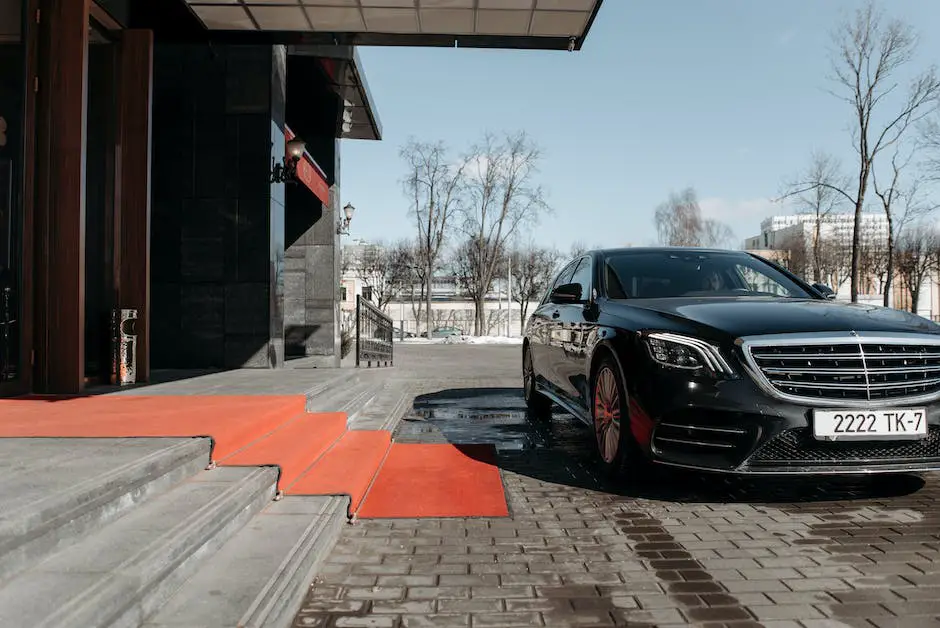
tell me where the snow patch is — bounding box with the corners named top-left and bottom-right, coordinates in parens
top-left (399, 335), bottom-right (523, 346)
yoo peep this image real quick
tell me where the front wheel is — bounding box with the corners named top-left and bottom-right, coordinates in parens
top-left (523, 346), bottom-right (552, 419)
top-left (592, 356), bottom-right (643, 479)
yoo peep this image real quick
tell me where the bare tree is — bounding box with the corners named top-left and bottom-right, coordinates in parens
top-left (401, 139), bottom-right (467, 336)
top-left (569, 241), bottom-right (588, 258)
top-left (777, 231), bottom-right (811, 279)
top-left (779, 152), bottom-right (850, 282)
top-left (385, 240), bottom-right (425, 326)
top-left (801, 2), bottom-right (940, 302)
top-left (653, 187), bottom-right (734, 248)
top-left (822, 232), bottom-right (855, 292)
top-left (568, 241), bottom-right (605, 258)
top-left (894, 223), bottom-right (940, 313)
top-left (355, 243), bottom-right (396, 310)
top-left (451, 235), bottom-right (492, 323)
top-left (871, 147), bottom-right (940, 305)
top-left (457, 132), bottom-right (550, 335)
top-left (923, 118), bottom-right (940, 181)
top-left (509, 245), bottom-right (558, 331)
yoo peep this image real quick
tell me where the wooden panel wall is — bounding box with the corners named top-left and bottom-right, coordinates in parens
top-left (115, 29), bottom-right (153, 382)
top-left (33, 0), bottom-right (90, 393)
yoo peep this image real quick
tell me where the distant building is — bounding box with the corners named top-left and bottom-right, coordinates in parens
top-left (743, 212), bottom-right (938, 321)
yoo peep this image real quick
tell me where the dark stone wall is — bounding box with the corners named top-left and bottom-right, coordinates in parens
top-left (0, 37), bottom-right (25, 381)
top-left (84, 44), bottom-right (117, 378)
top-left (150, 43), bottom-right (286, 369)
top-left (283, 56), bottom-right (341, 363)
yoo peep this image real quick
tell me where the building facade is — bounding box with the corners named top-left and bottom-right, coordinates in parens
top-left (744, 212), bottom-right (939, 321)
top-left (0, 0), bottom-right (606, 396)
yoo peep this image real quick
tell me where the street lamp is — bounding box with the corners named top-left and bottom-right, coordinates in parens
top-left (337, 202), bottom-right (355, 235)
top-left (270, 137), bottom-right (306, 184)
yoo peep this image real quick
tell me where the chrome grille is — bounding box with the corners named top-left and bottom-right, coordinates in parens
top-left (744, 335), bottom-right (940, 403)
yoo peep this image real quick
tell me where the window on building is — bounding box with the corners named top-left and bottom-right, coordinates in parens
top-left (362, 286), bottom-right (373, 302)
top-left (341, 286), bottom-right (347, 301)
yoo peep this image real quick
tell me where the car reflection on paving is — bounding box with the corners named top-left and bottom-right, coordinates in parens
top-left (522, 247), bottom-right (940, 478)
top-left (395, 388), bottom-right (561, 452)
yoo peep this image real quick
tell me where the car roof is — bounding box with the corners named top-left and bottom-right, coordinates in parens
top-left (597, 246), bottom-right (743, 255)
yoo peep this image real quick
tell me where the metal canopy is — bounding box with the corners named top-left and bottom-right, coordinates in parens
top-left (182, 0), bottom-right (604, 51)
top-left (291, 45), bottom-right (383, 141)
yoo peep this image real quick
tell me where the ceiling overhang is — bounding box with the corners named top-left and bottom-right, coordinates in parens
top-left (182, 1), bottom-right (604, 51)
top-left (292, 45), bottom-right (382, 141)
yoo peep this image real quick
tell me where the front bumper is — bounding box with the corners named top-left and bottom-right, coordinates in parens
top-left (633, 372), bottom-right (940, 475)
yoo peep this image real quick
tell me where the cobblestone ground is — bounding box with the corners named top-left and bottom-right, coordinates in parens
top-left (294, 345), bottom-right (940, 627)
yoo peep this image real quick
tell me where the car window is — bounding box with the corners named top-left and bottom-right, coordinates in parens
top-left (732, 264), bottom-right (799, 297)
top-left (540, 260), bottom-right (577, 305)
top-left (603, 251), bottom-right (813, 299)
top-left (568, 257), bottom-right (592, 301)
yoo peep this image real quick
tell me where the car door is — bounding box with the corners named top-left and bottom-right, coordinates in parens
top-left (528, 261), bottom-right (577, 395)
top-left (554, 256), bottom-right (597, 408)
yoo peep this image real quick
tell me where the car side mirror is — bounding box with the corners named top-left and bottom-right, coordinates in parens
top-left (550, 282), bottom-right (583, 304)
top-left (812, 283), bottom-right (837, 300)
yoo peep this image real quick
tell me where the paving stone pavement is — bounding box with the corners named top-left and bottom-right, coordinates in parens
top-left (293, 344), bottom-right (940, 628)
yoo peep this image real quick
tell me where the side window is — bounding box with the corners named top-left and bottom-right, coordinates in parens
top-left (569, 257), bottom-right (592, 301)
top-left (733, 263), bottom-right (795, 297)
top-left (541, 261), bottom-right (577, 305)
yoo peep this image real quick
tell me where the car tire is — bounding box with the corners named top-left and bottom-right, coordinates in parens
top-left (523, 345), bottom-right (552, 419)
top-left (591, 355), bottom-right (644, 480)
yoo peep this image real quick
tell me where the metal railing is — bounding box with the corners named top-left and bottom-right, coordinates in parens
top-left (356, 295), bottom-right (394, 367)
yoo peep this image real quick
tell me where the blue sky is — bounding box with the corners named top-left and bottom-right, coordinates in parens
top-left (339, 0), bottom-right (940, 252)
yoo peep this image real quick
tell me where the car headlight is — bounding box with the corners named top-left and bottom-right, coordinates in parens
top-left (644, 332), bottom-right (735, 377)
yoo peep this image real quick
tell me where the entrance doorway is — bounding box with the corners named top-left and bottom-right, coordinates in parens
top-left (0, 0), bottom-right (26, 392)
top-left (83, 18), bottom-right (118, 383)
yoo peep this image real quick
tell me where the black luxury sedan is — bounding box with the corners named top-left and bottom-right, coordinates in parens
top-left (522, 247), bottom-right (940, 476)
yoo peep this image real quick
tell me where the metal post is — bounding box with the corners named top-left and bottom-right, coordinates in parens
top-left (507, 252), bottom-right (512, 337)
top-left (355, 295), bottom-right (361, 367)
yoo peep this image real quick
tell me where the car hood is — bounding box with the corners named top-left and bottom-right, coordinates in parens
top-left (618, 297), bottom-right (940, 338)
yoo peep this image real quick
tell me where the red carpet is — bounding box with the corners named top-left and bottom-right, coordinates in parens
top-left (221, 412), bottom-right (348, 487)
top-left (356, 443), bottom-right (509, 519)
top-left (288, 431), bottom-right (392, 512)
top-left (0, 395), bottom-right (307, 459)
top-left (0, 396), bottom-right (511, 519)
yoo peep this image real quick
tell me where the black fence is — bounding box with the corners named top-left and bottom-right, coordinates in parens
top-left (356, 295), bottom-right (394, 367)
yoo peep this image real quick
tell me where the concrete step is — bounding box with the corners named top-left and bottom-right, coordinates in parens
top-left (0, 437), bottom-right (211, 584)
top-left (306, 373), bottom-right (385, 425)
top-left (301, 369), bottom-right (360, 410)
top-left (0, 465), bottom-right (277, 628)
top-left (347, 380), bottom-right (414, 432)
top-left (142, 495), bottom-right (348, 628)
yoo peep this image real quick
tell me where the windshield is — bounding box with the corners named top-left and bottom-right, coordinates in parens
top-left (603, 251), bottom-right (815, 299)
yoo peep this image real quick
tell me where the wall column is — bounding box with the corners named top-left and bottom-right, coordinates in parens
top-left (115, 29), bottom-right (153, 382)
top-left (33, 0), bottom-right (89, 393)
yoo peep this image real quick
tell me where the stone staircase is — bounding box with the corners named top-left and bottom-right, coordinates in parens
top-left (0, 436), bottom-right (348, 628)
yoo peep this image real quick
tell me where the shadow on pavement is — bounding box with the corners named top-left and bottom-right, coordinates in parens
top-left (395, 386), bottom-right (928, 505)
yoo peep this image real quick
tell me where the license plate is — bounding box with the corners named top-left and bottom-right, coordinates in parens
top-left (812, 408), bottom-right (928, 441)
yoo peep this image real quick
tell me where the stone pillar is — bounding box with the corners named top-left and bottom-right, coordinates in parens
top-left (149, 43), bottom-right (287, 370)
top-left (283, 138), bottom-right (341, 367)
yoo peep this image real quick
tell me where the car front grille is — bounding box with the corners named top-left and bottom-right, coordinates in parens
top-left (745, 339), bottom-right (940, 403)
top-left (747, 427), bottom-right (940, 467)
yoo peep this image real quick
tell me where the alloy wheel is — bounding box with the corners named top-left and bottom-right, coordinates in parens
top-left (523, 349), bottom-right (534, 400)
top-left (593, 366), bottom-right (622, 464)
